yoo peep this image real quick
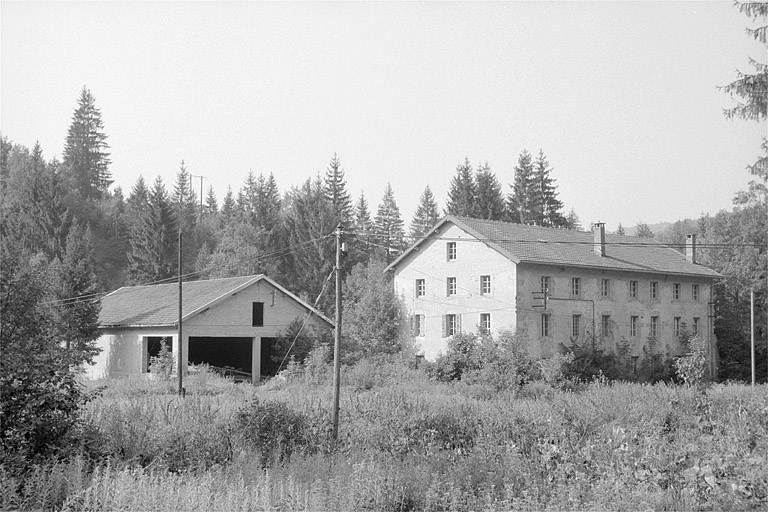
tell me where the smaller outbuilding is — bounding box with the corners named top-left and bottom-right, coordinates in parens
top-left (87, 275), bottom-right (334, 383)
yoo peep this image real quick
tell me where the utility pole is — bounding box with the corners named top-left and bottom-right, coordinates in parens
top-left (190, 174), bottom-right (206, 220)
top-left (332, 225), bottom-right (343, 442)
top-left (751, 287), bottom-right (755, 387)
top-left (178, 230), bottom-right (184, 397)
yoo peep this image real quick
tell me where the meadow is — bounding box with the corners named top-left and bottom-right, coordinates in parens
top-left (2, 358), bottom-right (767, 511)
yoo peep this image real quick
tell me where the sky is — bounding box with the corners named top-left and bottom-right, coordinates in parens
top-left (2, 1), bottom-right (766, 232)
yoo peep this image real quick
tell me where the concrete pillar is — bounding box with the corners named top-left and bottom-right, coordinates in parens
top-left (252, 336), bottom-right (261, 385)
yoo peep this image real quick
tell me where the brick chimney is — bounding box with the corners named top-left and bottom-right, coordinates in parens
top-left (686, 234), bottom-right (697, 264)
top-left (593, 222), bottom-right (606, 257)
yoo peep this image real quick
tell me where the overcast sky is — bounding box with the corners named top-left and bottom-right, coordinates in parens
top-left (2, 1), bottom-right (765, 231)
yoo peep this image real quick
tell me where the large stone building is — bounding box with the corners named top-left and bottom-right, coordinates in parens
top-left (87, 275), bottom-right (334, 382)
top-left (386, 216), bottom-right (720, 374)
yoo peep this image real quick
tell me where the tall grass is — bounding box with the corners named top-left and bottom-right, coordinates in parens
top-left (3, 359), bottom-right (768, 511)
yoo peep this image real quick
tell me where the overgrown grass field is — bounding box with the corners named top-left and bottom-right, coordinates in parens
top-left (3, 360), bottom-right (768, 511)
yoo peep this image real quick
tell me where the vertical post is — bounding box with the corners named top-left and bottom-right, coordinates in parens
top-left (178, 230), bottom-right (184, 396)
top-left (332, 225), bottom-right (342, 442)
top-left (751, 287), bottom-right (755, 387)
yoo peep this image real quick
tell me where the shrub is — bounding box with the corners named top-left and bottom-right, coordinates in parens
top-left (675, 335), bottom-right (707, 387)
top-left (148, 339), bottom-right (174, 380)
top-left (234, 399), bottom-right (316, 466)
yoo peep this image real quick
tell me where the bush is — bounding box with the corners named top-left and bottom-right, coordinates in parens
top-left (675, 335), bottom-right (707, 387)
top-left (234, 399), bottom-right (317, 466)
top-left (148, 339), bottom-right (174, 380)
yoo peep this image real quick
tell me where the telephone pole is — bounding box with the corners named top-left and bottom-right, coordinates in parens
top-left (178, 230), bottom-right (184, 397)
top-left (332, 225), bottom-right (343, 442)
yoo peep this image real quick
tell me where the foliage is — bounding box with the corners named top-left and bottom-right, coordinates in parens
top-left (635, 222), bottom-right (655, 238)
top-left (474, 161), bottom-right (506, 221)
top-left (409, 185), bottom-right (440, 240)
top-left (428, 330), bottom-right (539, 392)
top-left (372, 182), bottom-right (405, 263)
top-left (62, 87), bottom-right (112, 200)
top-left (323, 153), bottom-right (352, 226)
top-left (637, 336), bottom-right (677, 383)
top-left (234, 399), bottom-right (318, 466)
top-left (341, 259), bottom-right (406, 364)
top-left (675, 335), bottom-right (707, 387)
top-left (445, 157), bottom-right (477, 217)
top-left (148, 339), bottom-right (175, 380)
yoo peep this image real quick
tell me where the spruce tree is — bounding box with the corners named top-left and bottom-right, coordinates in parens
top-left (323, 153), bottom-right (353, 225)
top-left (172, 160), bottom-right (198, 233)
top-left (474, 162), bottom-right (505, 220)
top-left (445, 157), bottom-right (477, 217)
top-left (221, 187), bottom-right (236, 224)
top-left (410, 185), bottom-right (440, 239)
top-left (127, 177), bottom-right (177, 283)
top-left (508, 150), bottom-right (535, 224)
top-left (615, 223), bottom-right (625, 236)
top-left (62, 87), bottom-right (111, 199)
top-left (374, 182), bottom-right (405, 263)
top-left (533, 150), bottom-right (566, 227)
top-left (205, 185), bottom-right (218, 215)
top-left (353, 192), bottom-right (372, 236)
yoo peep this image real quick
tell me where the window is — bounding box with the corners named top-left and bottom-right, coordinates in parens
top-left (571, 277), bottom-right (581, 297)
top-left (412, 314), bottom-right (425, 337)
top-left (446, 277), bottom-right (457, 296)
top-left (572, 314), bottom-right (581, 338)
top-left (601, 315), bottom-right (612, 339)
top-left (601, 279), bottom-right (610, 298)
top-left (630, 316), bottom-right (639, 338)
top-left (673, 283), bottom-right (681, 301)
top-left (692, 284), bottom-right (700, 302)
top-left (629, 280), bottom-right (638, 299)
top-left (447, 242), bottom-right (457, 261)
top-left (650, 282), bottom-right (658, 300)
top-left (541, 276), bottom-right (551, 293)
top-left (444, 314), bottom-right (460, 337)
top-left (480, 313), bottom-right (491, 333)
top-left (480, 275), bottom-right (491, 295)
top-left (415, 279), bottom-right (425, 297)
top-left (674, 317), bottom-right (681, 338)
top-left (693, 317), bottom-right (700, 335)
top-left (650, 316), bottom-right (659, 338)
top-left (541, 314), bottom-right (550, 337)
top-left (252, 302), bottom-right (264, 327)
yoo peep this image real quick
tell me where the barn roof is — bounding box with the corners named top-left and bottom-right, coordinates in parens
top-left (99, 275), bottom-right (334, 328)
top-left (387, 216), bottom-right (721, 279)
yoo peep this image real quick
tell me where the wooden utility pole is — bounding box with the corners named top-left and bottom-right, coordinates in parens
top-left (751, 287), bottom-right (755, 387)
top-left (178, 230), bottom-right (184, 396)
top-left (191, 174), bottom-right (206, 220)
top-left (332, 225), bottom-right (343, 441)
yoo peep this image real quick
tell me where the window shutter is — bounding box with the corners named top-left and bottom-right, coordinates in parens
top-left (442, 315), bottom-right (447, 338)
top-left (456, 314), bottom-right (462, 333)
top-left (410, 315), bottom-right (416, 337)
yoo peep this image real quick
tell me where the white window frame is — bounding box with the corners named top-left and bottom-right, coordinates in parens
top-left (480, 275), bottom-right (491, 295)
top-left (571, 277), bottom-right (581, 297)
top-left (447, 242), bottom-right (457, 261)
top-left (650, 282), bottom-right (658, 300)
top-left (629, 280), bottom-right (638, 299)
top-left (415, 279), bottom-right (425, 297)
top-left (541, 313), bottom-right (550, 337)
top-left (480, 313), bottom-right (491, 333)
top-left (572, 314), bottom-right (581, 338)
top-left (692, 284), bottom-right (700, 302)
top-left (601, 279), bottom-right (610, 298)
top-left (650, 316), bottom-right (659, 338)
top-left (630, 316), bottom-right (639, 338)
top-left (673, 283), bottom-right (681, 301)
top-left (447, 277), bottom-right (457, 296)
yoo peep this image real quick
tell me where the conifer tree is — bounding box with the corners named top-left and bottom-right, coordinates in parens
top-left (565, 208), bottom-right (582, 231)
top-left (205, 185), bottom-right (218, 215)
top-left (445, 157), bottom-right (477, 217)
top-left (533, 150), bottom-right (566, 227)
top-left (635, 223), bottom-right (655, 239)
top-left (353, 192), bottom-right (373, 236)
top-left (323, 153), bottom-right (353, 225)
top-left (507, 150), bottom-right (535, 224)
top-left (127, 177), bottom-right (177, 283)
top-left (62, 87), bottom-right (111, 199)
top-left (221, 187), bottom-right (236, 224)
top-left (374, 182), bottom-right (405, 263)
top-left (615, 223), bottom-right (625, 236)
top-left (474, 162), bottom-right (505, 220)
top-left (409, 185), bottom-right (440, 239)
top-left (172, 160), bottom-right (198, 233)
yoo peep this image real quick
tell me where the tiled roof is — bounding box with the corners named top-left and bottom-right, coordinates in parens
top-left (395, 216), bottom-right (721, 278)
top-left (99, 275), bottom-right (260, 327)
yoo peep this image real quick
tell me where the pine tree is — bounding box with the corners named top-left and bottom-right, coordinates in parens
top-left (410, 185), bottom-right (440, 239)
top-left (127, 177), bottom-right (177, 283)
top-left (255, 173), bottom-right (282, 233)
top-left (172, 160), bottom-right (198, 233)
top-left (615, 223), bottom-right (626, 236)
top-left (221, 186), bottom-right (236, 223)
top-left (474, 162), bottom-right (505, 220)
top-left (323, 153), bottom-right (352, 225)
top-left (374, 182), bottom-right (405, 263)
top-left (353, 192), bottom-right (373, 236)
top-left (445, 157), bottom-right (477, 217)
top-left (62, 87), bottom-right (111, 199)
top-left (533, 150), bottom-right (566, 227)
top-left (565, 208), bottom-right (582, 231)
top-left (508, 150), bottom-right (535, 224)
top-left (205, 185), bottom-right (218, 215)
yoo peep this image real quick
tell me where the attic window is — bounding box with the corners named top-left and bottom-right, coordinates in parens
top-left (252, 302), bottom-right (264, 327)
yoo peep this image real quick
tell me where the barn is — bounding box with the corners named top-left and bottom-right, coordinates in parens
top-left (86, 275), bottom-right (334, 382)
